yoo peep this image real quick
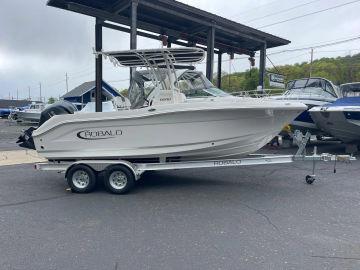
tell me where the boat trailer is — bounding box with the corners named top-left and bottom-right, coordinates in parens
top-left (34, 132), bottom-right (356, 194)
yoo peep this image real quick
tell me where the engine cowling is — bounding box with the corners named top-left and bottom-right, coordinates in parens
top-left (17, 101), bottom-right (77, 149)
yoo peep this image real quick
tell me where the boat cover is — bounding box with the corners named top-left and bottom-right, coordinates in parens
top-left (326, 97), bottom-right (360, 107)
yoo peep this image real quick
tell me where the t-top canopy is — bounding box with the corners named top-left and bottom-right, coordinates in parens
top-left (102, 47), bottom-right (205, 67)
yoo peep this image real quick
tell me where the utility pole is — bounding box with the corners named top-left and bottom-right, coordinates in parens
top-left (309, 48), bottom-right (314, 77)
top-left (16, 88), bottom-right (19, 100)
top-left (65, 73), bottom-right (69, 93)
top-left (39, 82), bottom-right (42, 102)
top-left (28, 86), bottom-right (31, 100)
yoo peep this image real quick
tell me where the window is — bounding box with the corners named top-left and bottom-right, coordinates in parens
top-left (292, 79), bottom-right (307, 89)
top-left (325, 81), bottom-right (336, 97)
top-left (306, 79), bottom-right (322, 88)
top-left (341, 83), bottom-right (360, 97)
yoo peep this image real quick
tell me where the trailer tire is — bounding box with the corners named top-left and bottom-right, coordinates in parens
top-left (104, 165), bottom-right (135, 194)
top-left (67, 165), bottom-right (97, 193)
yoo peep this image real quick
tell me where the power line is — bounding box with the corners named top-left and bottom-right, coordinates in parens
top-left (258, 0), bottom-right (360, 28)
top-left (230, 0), bottom-right (282, 18)
top-left (245, 0), bottom-right (322, 23)
top-left (273, 35), bottom-right (360, 52)
top-left (268, 36), bottom-right (360, 55)
top-left (313, 49), bottom-right (360, 53)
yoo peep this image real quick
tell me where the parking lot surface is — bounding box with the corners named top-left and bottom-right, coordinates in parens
top-left (1, 119), bottom-right (360, 270)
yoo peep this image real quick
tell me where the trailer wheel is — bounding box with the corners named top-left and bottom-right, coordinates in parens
top-left (305, 175), bottom-right (315, 185)
top-left (67, 165), bottom-right (97, 193)
top-left (104, 165), bottom-right (135, 194)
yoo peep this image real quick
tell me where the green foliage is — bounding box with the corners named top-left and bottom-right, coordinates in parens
top-left (118, 89), bottom-right (128, 97)
top-left (217, 53), bottom-right (360, 91)
top-left (48, 97), bottom-right (56, 104)
top-left (121, 89), bottom-right (128, 97)
top-left (268, 53), bottom-right (360, 85)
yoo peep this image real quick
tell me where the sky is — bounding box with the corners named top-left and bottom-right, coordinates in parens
top-left (0, 0), bottom-right (359, 101)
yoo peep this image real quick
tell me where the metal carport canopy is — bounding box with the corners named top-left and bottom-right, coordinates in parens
top-left (47, 0), bottom-right (290, 112)
top-left (47, 0), bottom-right (290, 55)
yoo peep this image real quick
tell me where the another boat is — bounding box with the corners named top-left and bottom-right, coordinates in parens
top-left (12, 102), bottom-right (46, 124)
top-left (78, 96), bottom-right (131, 113)
top-left (309, 82), bottom-right (360, 144)
top-left (17, 48), bottom-right (306, 161)
top-left (272, 77), bottom-right (340, 135)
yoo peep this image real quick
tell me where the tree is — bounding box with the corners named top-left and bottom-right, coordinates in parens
top-left (48, 97), bottom-right (56, 104)
top-left (119, 89), bottom-right (128, 97)
top-left (218, 53), bottom-right (360, 93)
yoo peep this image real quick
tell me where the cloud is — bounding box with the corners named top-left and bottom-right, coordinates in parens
top-left (0, 0), bottom-right (359, 99)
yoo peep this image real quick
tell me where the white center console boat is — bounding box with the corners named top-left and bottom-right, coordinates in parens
top-left (19, 48), bottom-right (357, 195)
top-left (18, 48), bottom-right (306, 162)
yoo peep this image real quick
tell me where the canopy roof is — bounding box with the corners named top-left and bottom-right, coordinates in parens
top-left (47, 0), bottom-right (290, 55)
top-left (103, 48), bottom-right (205, 67)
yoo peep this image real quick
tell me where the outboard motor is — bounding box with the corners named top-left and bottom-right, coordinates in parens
top-left (17, 101), bottom-right (77, 149)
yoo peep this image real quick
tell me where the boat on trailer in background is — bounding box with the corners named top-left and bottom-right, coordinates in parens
top-left (310, 82), bottom-right (360, 147)
top-left (271, 77), bottom-right (340, 136)
top-left (10, 102), bottom-right (47, 124)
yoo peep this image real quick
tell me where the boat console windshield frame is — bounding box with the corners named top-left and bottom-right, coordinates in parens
top-left (101, 48), bottom-right (230, 107)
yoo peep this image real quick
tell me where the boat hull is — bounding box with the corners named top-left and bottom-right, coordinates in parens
top-left (272, 97), bottom-right (332, 135)
top-left (310, 107), bottom-right (360, 143)
top-left (32, 100), bottom-right (305, 161)
top-left (15, 111), bottom-right (41, 123)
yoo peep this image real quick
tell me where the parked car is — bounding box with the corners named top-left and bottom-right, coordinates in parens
top-left (0, 108), bottom-right (12, 118)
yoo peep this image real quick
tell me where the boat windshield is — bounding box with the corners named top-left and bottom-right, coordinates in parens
top-left (29, 104), bottom-right (44, 110)
top-left (340, 83), bottom-right (360, 97)
top-left (176, 71), bottom-right (230, 98)
top-left (128, 70), bottom-right (167, 108)
top-left (285, 78), bottom-right (338, 99)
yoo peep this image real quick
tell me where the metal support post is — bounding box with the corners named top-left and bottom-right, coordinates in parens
top-left (259, 42), bottom-right (267, 89)
top-left (130, 0), bottom-right (138, 81)
top-left (217, 52), bottom-right (222, 88)
top-left (95, 18), bottom-right (103, 112)
top-left (206, 26), bottom-right (215, 81)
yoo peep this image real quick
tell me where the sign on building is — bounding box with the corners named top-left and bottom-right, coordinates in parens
top-left (268, 73), bottom-right (285, 88)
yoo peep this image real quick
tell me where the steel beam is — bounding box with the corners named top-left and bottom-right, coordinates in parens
top-left (139, 0), bottom-right (264, 45)
top-left (217, 53), bottom-right (222, 88)
top-left (102, 22), bottom-right (221, 54)
top-left (67, 3), bottom-right (252, 56)
top-left (110, 0), bottom-right (131, 14)
top-left (206, 26), bottom-right (215, 81)
top-left (95, 18), bottom-right (103, 112)
top-left (258, 42), bottom-right (267, 89)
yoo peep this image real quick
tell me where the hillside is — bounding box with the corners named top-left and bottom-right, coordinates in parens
top-left (217, 53), bottom-right (360, 92)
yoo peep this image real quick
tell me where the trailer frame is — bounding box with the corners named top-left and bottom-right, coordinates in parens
top-left (34, 132), bottom-right (356, 194)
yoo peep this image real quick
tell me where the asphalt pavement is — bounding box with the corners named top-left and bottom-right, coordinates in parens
top-left (1, 118), bottom-right (360, 270)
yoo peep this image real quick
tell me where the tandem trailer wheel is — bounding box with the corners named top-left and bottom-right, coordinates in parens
top-left (66, 164), bottom-right (97, 193)
top-left (305, 175), bottom-right (316, 185)
top-left (104, 165), bottom-right (135, 194)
